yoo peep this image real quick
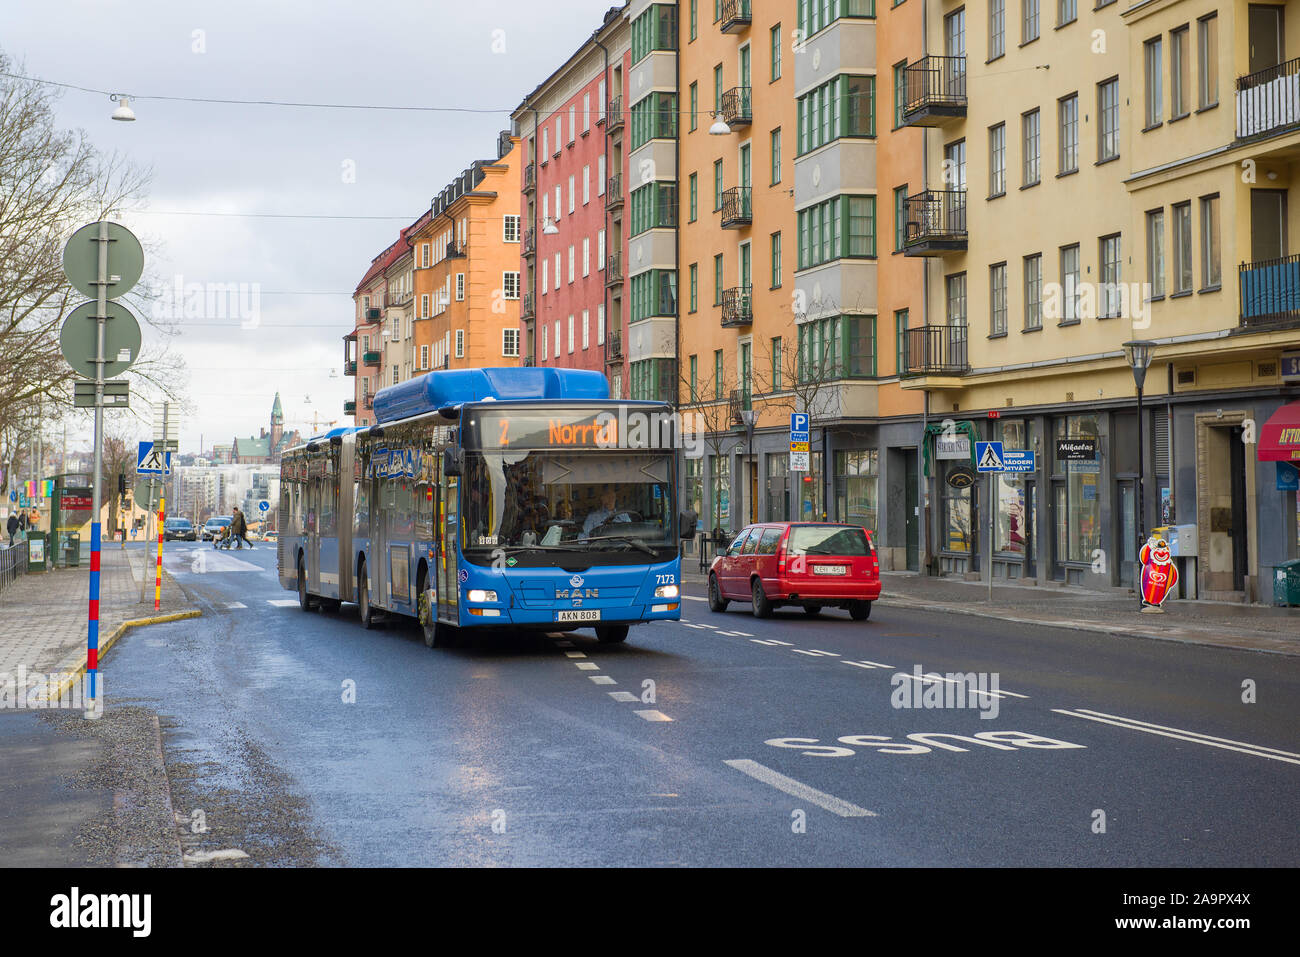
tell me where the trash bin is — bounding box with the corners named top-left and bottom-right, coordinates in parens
top-left (63, 532), bottom-right (81, 568)
top-left (26, 531), bottom-right (48, 572)
top-left (1274, 559), bottom-right (1300, 607)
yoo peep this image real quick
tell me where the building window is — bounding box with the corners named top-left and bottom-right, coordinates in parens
top-left (503, 271), bottom-right (520, 300)
top-left (1057, 0), bottom-right (1075, 27)
top-left (893, 61), bottom-right (907, 128)
top-left (1172, 202), bottom-right (1192, 295)
top-left (796, 74), bottom-right (875, 155)
top-left (455, 329), bottom-right (464, 358)
top-left (714, 254), bottom-right (724, 305)
top-left (631, 3), bottom-right (677, 63)
top-left (630, 181), bottom-right (678, 235)
top-left (1023, 0), bottom-right (1039, 44)
top-left (541, 324), bottom-right (548, 360)
top-left (420, 244), bottom-right (429, 268)
top-left (1146, 209), bottom-right (1166, 298)
top-left (771, 127), bottom-right (782, 184)
top-left (989, 0), bottom-right (1005, 60)
top-left (690, 82), bottom-right (698, 132)
top-left (1198, 14), bottom-right (1219, 109)
top-left (582, 237), bottom-right (590, 277)
top-left (1100, 233), bottom-right (1122, 318)
top-left (1023, 254), bottom-right (1042, 330)
top-left (502, 328), bottom-right (519, 357)
top-left (713, 160), bottom-right (723, 210)
top-left (714, 64), bottom-right (723, 113)
top-left (1022, 109), bottom-right (1040, 187)
top-left (797, 0), bottom-right (876, 40)
top-left (894, 310), bottom-right (908, 375)
top-left (420, 344), bottom-right (429, 369)
top-left (1144, 36), bottom-right (1163, 129)
top-left (598, 154), bottom-right (606, 195)
top-left (568, 246), bottom-right (575, 284)
top-left (689, 263), bottom-right (698, 312)
top-left (689, 173), bottom-right (698, 222)
top-left (1098, 78), bottom-right (1120, 161)
top-left (597, 304), bottom-right (605, 345)
top-left (503, 214), bottom-right (520, 242)
top-left (1171, 25), bottom-right (1190, 118)
top-left (1058, 94), bottom-right (1078, 174)
top-left (583, 165), bottom-right (590, 205)
top-left (630, 93), bottom-right (677, 149)
top-left (630, 270), bottom-right (677, 321)
top-left (797, 195), bottom-right (876, 270)
top-left (990, 263), bottom-right (1007, 336)
top-left (1055, 415), bottom-right (1102, 564)
top-left (797, 315), bottom-right (876, 381)
top-left (598, 230), bottom-right (605, 270)
top-left (541, 258), bottom-right (548, 294)
top-left (834, 449), bottom-right (879, 531)
top-left (771, 231), bottom-right (782, 288)
top-left (689, 354), bottom-right (698, 401)
top-left (690, 0), bottom-right (697, 40)
top-left (567, 315), bottom-right (574, 353)
top-left (714, 349), bottom-right (724, 399)
top-left (420, 294), bottom-right (429, 318)
top-left (989, 123), bottom-right (1006, 197)
top-left (455, 273), bottom-right (465, 301)
top-left (893, 185), bottom-right (908, 251)
top-left (1200, 194), bottom-right (1221, 288)
top-left (1059, 244), bottom-right (1080, 323)
top-left (771, 336), bottom-right (783, 391)
top-left (568, 175), bottom-right (575, 213)
top-left (946, 272), bottom-right (967, 330)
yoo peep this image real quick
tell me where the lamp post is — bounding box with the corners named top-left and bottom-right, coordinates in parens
top-left (741, 408), bottom-right (758, 524)
top-left (1122, 339), bottom-right (1156, 608)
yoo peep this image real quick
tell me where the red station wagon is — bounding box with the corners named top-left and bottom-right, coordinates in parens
top-left (708, 523), bottom-right (881, 620)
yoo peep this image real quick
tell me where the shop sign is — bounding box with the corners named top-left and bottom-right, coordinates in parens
top-left (936, 436), bottom-right (971, 460)
top-left (1055, 438), bottom-right (1098, 460)
top-left (946, 466), bottom-right (976, 489)
top-left (1279, 462), bottom-right (1300, 492)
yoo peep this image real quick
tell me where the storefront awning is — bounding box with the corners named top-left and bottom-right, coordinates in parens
top-left (1258, 400), bottom-right (1300, 462)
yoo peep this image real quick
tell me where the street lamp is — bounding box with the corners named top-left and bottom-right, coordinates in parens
top-left (542, 216), bottom-right (560, 236)
top-left (1122, 339), bottom-right (1156, 609)
top-left (708, 112), bottom-right (732, 136)
top-left (740, 409), bottom-right (758, 524)
top-left (110, 95), bottom-right (136, 121)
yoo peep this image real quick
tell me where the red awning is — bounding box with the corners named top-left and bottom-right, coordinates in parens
top-left (1258, 400), bottom-right (1300, 462)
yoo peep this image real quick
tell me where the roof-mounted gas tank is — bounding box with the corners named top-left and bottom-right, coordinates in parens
top-left (372, 367), bottom-right (610, 423)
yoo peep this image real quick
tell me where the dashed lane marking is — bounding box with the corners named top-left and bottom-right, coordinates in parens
top-left (575, 662), bottom-right (600, 671)
top-left (635, 709), bottom-right (673, 722)
top-left (608, 691), bottom-right (638, 702)
top-left (1053, 708), bottom-right (1300, 766)
top-left (724, 759), bottom-right (877, 818)
top-left (183, 848), bottom-right (250, 864)
top-left (793, 649), bottom-right (841, 657)
top-left (682, 595), bottom-right (708, 602)
top-left (589, 675), bottom-right (616, 685)
top-left (226, 602), bottom-right (247, 609)
top-left (564, 651), bottom-right (587, 658)
top-left (842, 659), bottom-right (894, 670)
top-left (682, 623), bottom-right (710, 629)
top-left (895, 672), bottom-right (1028, 700)
top-left (267, 599), bottom-right (299, 607)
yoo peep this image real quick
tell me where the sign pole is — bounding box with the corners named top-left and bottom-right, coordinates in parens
top-left (140, 478), bottom-right (156, 603)
top-left (86, 221), bottom-right (109, 717)
top-left (988, 471), bottom-right (995, 604)
top-left (155, 404), bottom-right (168, 611)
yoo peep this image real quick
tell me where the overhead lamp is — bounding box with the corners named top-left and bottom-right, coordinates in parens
top-left (708, 112), bottom-right (731, 136)
top-left (542, 217), bottom-right (559, 235)
top-left (110, 95), bottom-right (136, 122)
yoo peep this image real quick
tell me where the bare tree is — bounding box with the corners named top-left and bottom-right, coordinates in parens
top-left (677, 354), bottom-right (742, 537)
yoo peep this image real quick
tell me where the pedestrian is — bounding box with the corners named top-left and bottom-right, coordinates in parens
top-left (6, 513), bottom-right (17, 547)
top-left (231, 507), bottom-right (253, 549)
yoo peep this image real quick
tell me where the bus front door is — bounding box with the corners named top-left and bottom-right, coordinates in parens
top-left (437, 474), bottom-right (459, 624)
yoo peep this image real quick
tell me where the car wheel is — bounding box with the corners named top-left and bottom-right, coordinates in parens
top-left (803, 605), bottom-right (822, 617)
top-left (297, 556), bottom-right (315, 611)
top-left (357, 559), bottom-right (377, 629)
top-left (849, 600), bottom-right (872, 621)
top-left (751, 578), bottom-right (773, 619)
top-left (707, 574), bottom-right (729, 612)
top-left (596, 625), bottom-right (629, 644)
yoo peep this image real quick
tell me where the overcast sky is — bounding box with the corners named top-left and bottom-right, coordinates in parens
top-left (3, 0), bottom-right (614, 453)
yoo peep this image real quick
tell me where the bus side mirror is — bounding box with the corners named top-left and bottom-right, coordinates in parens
top-left (679, 509), bottom-right (697, 540)
top-left (443, 447), bottom-right (464, 476)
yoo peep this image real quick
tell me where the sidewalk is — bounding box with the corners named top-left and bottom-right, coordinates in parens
top-left (681, 563), bottom-right (1300, 656)
top-left (0, 544), bottom-right (201, 683)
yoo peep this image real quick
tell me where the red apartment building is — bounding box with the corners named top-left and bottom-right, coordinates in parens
top-left (513, 6), bottom-right (630, 397)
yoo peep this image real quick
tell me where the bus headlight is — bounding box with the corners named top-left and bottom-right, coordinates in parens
top-left (467, 589), bottom-right (498, 603)
top-left (654, 584), bottom-right (679, 599)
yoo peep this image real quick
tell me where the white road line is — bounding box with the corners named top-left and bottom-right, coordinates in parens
top-left (717, 630), bottom-right (749, 636)
top-left (694, 623), bottom-right (719, 630)
top-left (792, 649), bottom-right (841, 657)
top-left (768, 640), bottom-right (794, 646)
top-left (895, 672), bottom-right (1027, 700)
top-left (751, 639), bottom-right (782, 646)
top-left (575, 662), bottom-right (600, 671)
top-left (682, 595), bottom-right (708, 602)
top-left (226, 602), bottom-right (247, 609)
top-left (635, 709), bottom-right (673, 722)
top-left (730, 630), bottom-right (754, 637)
top-left (843, 660), bottom-right (893, 670)
top-left (589, 675), bottom-right (616, 685)
top-left (1053, 708), bottom-right (1300, 766)
top-left (681, 623), bottom-right (709, 629)
top-left (267, 599), bottom-right (299, 607)
top-left (564, 651), bottom-right (587, 658)
top-left (608, 691), bottom-right (638, 702)
top-left (724, 759), bottom-right (877, 818)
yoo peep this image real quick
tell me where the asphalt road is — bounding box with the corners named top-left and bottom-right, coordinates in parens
top-left (99, 542), bottom-right (1300, 866)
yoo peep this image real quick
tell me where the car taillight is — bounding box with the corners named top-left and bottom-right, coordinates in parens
top-left (776, 539), bottom-right (787, 572)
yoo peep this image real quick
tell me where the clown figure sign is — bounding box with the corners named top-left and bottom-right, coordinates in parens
top-left (1139, 536), bottom-right (1179, 611)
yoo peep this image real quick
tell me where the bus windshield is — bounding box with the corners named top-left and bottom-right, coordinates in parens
top-left (462, 450), bottom-right (674, 560)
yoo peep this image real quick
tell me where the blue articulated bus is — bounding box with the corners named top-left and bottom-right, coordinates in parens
top-left (278, 367), bottom-right (698, 646)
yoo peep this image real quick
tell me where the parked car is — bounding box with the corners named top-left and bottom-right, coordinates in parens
top-left (163, 518), bottom-right (197, 542)
top-left (260, 530), bottom-right (278, 543)
top-left (202, 516), bottom-right (233, 541)
top-left (708, 522), bottom-right (881, 620)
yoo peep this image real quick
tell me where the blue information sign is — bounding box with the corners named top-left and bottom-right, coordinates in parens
top-left (790, 413), bottom-right (809, 443)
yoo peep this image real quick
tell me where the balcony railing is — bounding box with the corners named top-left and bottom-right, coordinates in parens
top-left (384, 291), bottom-right (412, 308)
top-left (607, 332), bottom-right (623, 361)
top-left (362, 350), bottom-right (381, 367)
top-left (447, 240), bottom-right (467, 259)
top-left (522, 228), bottom-right (535, 256)
top-left (344, 400), bottom-right (357, 416)
top-left (365, 307), bottom-right (381, 321)
top-left (607, 96), bottom-right (624, 132)
top-left (721, 86), bottom-right (752, 127)
top-left (903, 189), bottom-right (967, 256)
top-left (728, 388), bottom-right (753, 426)
top-left (719, 0), bottom-right (752, 33)
top-left (523, 355), bottom-right (535, 367)
top-left (902, 56), bottom-right (968, 127)
top-left (524, 162), bottom-right (536, 192)
top-left (363, 394), bottom-right (374, 410)
top-left (344, 360), bottom-right (357, 376)
top-left (721, 285), bottom-right (753, 327)
top-left (606, 252), bottom-right (623, 286)
top-left (521, 292), bottom-right (535, 319)
top-left (1240, 253), bottom-right (1300, 327)
top-left (1236, 57), bottom-right (1300, 140)
top-left (904, 325), bottom-right (968, 376)
top-left (720, 186), bottom-right (752, 228)
top-left (606, 174), bottom-right (623, 209)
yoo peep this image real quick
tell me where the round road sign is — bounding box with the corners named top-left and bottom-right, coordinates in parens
top-left (258, 499), bottom-right (271, 512)
top-left (60, 300), bottom-right (142, 379)
top-left (134, 477), bottom-right (164, 505)
top-left (62, 221), bottom-right (145, 300)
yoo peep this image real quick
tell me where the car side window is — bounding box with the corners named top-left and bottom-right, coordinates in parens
top-left (757, 528), bottom-right (781, 555)
top-left (728, 528), bottom-right (752, 556)
top-left (741, 528), bottom-right (761, 555)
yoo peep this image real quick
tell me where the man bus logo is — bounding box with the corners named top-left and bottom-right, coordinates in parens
top-left (557, 588), bottom-right (598, 598)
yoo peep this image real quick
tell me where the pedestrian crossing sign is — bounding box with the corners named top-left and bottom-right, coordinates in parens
top-left (975, 441), bottom-right (1005, 472)
top-left (137, 440), bottom-right (171, 475)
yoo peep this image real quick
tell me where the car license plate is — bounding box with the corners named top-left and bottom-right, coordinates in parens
top-left (556, 609), bottom-right (601, 622)
top-left (813, 565), bottom-right (848, 576)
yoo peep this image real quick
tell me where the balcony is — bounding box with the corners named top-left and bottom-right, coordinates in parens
top-left (523, 228), bottom-right (535, 257)
top-left (344, 360), bottom-right (357, 377)
top-left (721, 285), bottom-right (753, 327)
top-left (344, 400), bottom-right (356, 416)
top-left (1237, 56), bottom-right (1300, 142)
top-left (1239, 253), bottom-right (1300, 328)
top-left (365, 307), bottom-right (381, 321)
top-left (728, 388), bottom-right (753, 427)
top-left (363, 394), bottom-right (374, 410)
top-left (524, 162), bottom-right (536, 193)
top-left (521, 292), bottom-right (535, 320)
top-left (607, 332), bottom-right (623, 361)
top-left (606, 175), bottom-right (623, 210)
top-left (904, 325), bottom-right (968, 376)
top-left (903, 189), bottom-right (967, 256)
top-left (606, 252), bottom-right (623, 286)
top-left (384, 290), bottom-right (412, 307)
top-left (607, 96), bottom-right (624, 132)
top-left (901, 56), bottom-right (968, 127)
top-left (720, 86), bottom-right (752, 128)
top-left (447, 240), bottom-right (467, 259)
top-left (719, 0), bottom-right (751, 33)
top-left (362, 350), bottom-right (381, 367)
top-left (720, 186), bottom-right (752, 228)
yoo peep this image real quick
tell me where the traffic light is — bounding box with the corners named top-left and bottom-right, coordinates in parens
top-left (118, 473), bottom-right (126, 496)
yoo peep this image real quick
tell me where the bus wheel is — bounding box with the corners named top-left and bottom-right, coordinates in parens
top-left (357, 559), bottom-right (377, 629)
top-left (417, 570), bottom-right (444, 648)
top-left (595, 625), bottom-right (629, 644)
top-left (297, 556), bottom-right (315, 611)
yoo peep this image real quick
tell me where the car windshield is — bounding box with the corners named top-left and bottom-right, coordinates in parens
top-left (462, 450), bottom-right (674, 561)
top-left (787, 525), bottom-right (869, 555)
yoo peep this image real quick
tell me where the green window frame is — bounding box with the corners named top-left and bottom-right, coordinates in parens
top-left (797, 314), bottom-right (876, 382)
top-left (771, 24), bottom-right (782, 80)
top-left (630, 359), bottom-right (673, 402)
top-left (689, 172), bottom-right (698, 221)
top-left (796, 74), bottom-right (875, 155)
top-left (630, 269), bottom-right (677, 321)
top-left (771, 127), bottom-right (782, 184)
top-left (713, 159), bottom-right (724, 210)
top-left (893, 185), bottom-right (908, 251)
top-left (689, 354), bottom-right (698, 400)
top-left (690, 0), bottom-right (698, 41)
top-left (630, 181), bottom-right (678, 236)
top-left (894, 309), bottom-right (909, 376)
top-left (893, 61), bottom-right (907, 129)
top-left (797, 0), bottom-right (875, 41)
top-left (713, 254), bottom-right (724, 305)
top-left (689, 82), bottom-right (698, 132)
top-left (630, 93), bottom-right (678, 150)
top-left (689, 263), bottom-right (698, 312)
top-left (631, 4), bottom-right (678, 64)
top-left (771, 336), bottom-right (783, 391)
top-left (771, 231), bottom-right (782, 288)
top-left (714, 65), bottom-right (723, 113)
top-left (797, 195), bottom-right (876, 270)
top-left (714, 349), bottom-right (724, 399)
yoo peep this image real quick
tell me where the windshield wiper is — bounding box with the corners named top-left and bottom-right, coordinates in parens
top-left (581, 535), bottom-right (658, 557)
top-left (490, 542), bottom-right (588, 554)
